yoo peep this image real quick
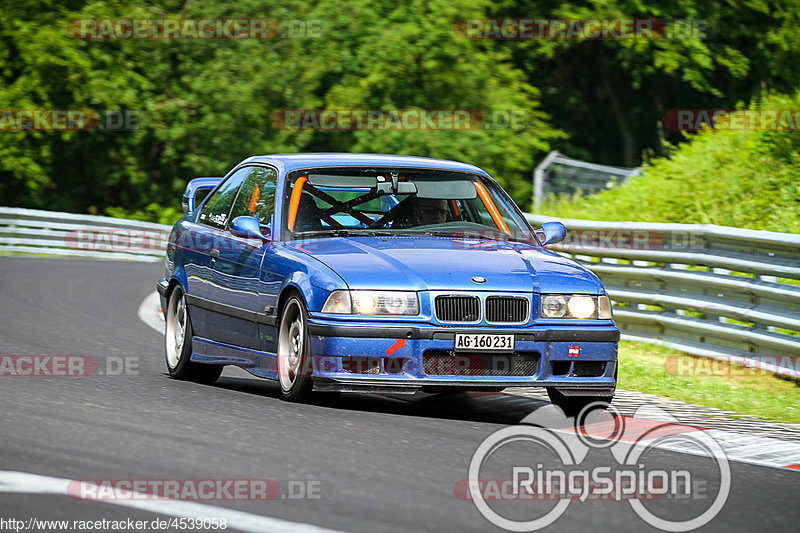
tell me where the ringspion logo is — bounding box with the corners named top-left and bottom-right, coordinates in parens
top-left (463, 403), bottom-right (730, 531)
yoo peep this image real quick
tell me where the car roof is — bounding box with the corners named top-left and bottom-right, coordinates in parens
top-left (239, 153), bottom-right (492, 177)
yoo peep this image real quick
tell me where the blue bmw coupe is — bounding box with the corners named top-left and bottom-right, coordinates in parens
top-left (158, 154), bottom-right (618, 411)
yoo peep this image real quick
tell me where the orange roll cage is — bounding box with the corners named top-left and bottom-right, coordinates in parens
top-left (287, 176), bottom-right (307, 231)
top-left (472, 181), bottom-right (510, 234)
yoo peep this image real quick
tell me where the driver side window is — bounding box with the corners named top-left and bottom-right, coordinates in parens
top-left (229, 166), bottom-right (278, 227)
top-left (198, 167), bottom-right (250, 230)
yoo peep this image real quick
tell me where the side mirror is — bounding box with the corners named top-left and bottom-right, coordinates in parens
top-left (540, 221), bottom-right (567, 245)
top-left (230, 216), bottom-right (270, 241)
top-left (182, 177), bottom-right (223, 214)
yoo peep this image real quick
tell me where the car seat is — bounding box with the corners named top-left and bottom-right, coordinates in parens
top-left (293, 193), bottom-right (323, 232)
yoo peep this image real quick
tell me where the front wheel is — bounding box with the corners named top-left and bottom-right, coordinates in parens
top-left (277, 295), bottom-right (313, 402)
top-left (165, 286), bottom-right (222, 385)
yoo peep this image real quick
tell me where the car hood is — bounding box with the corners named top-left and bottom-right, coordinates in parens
top-left (287, 236), bottom-right (603, 294)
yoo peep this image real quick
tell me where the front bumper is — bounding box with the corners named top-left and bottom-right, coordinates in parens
top-left (305, 318), bottom-right (618, 393)
top-left (156, 278), bottom-right (169, 314)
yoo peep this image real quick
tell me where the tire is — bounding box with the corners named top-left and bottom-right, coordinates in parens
top-left (277, 295), bottom-right (313, 402)
top-left (165, 286), bottom-right (222, 385)
top-left (547, 362), bottom-right (617, 416)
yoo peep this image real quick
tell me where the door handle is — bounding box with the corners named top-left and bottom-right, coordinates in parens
top-left (210, 248), bottom-right (220, 259)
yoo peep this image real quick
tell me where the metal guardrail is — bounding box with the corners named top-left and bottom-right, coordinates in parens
top-left (0, 207), bottom-right (171, 262)
top-left (2, 206), bottom-right (798, 378)
top-left (532, 151), bottom-right (640, 211)
top-left (526, 214), bottom-right (800, 379)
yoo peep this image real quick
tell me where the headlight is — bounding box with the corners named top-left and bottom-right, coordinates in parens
top-left (540, 295), bottom-right (567, 318)
top-left (540, 294), bottom-right (612, 319)
top-left (322, 290), bottom-right (419, 315)
top-left (567, 295), bottom-right (595, 319)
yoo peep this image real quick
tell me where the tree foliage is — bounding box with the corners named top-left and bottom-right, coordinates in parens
top-left (1, 0), bottom-right (798, 222)
top-left (539, 92), bottom-right (800, 233)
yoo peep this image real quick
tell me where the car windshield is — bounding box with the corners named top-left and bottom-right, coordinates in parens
top-left (283, 168), bottom-right (534, 243)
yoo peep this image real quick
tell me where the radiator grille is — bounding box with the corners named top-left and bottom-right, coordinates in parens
top-left (422, 351), bottom-right (539, 376)
top-left (434, 296), bottom-right (480, 322)
top-left (485, 296), bottom-right (529, 324)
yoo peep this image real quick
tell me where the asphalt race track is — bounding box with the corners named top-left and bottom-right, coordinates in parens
top-left (0, 255), bottom-right (797, 532)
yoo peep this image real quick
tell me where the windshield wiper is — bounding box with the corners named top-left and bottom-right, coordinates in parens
top-left (418, 230), bottom-right (534, 244)
top-left (295, 229), bottom-right (395, 238)
top-left (295, 229), bottom-right (353, 238)
top-left (419, 230), bottom-right (456, 237)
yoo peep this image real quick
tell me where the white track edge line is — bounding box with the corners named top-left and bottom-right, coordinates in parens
top-left (138, 291), bottom-right (164, 334)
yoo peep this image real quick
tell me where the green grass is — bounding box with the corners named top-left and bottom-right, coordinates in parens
top-left (538, 92), bottom-right (800, 234)
top-left (617, 340), bottom-right (800, 423)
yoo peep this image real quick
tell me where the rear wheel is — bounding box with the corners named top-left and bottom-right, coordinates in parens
top-left (277, 295), bottom-right (313, 402)
top-left (165, 286), bottom-right (222, 384)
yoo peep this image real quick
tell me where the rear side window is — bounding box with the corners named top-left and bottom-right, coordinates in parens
top-left (229, 166), bottom-right (278, 226)
top-left (198, 167), bottom-right (250, 229)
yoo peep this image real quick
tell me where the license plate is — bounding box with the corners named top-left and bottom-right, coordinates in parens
top-left (454, 333), bottom-right (514, 352)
